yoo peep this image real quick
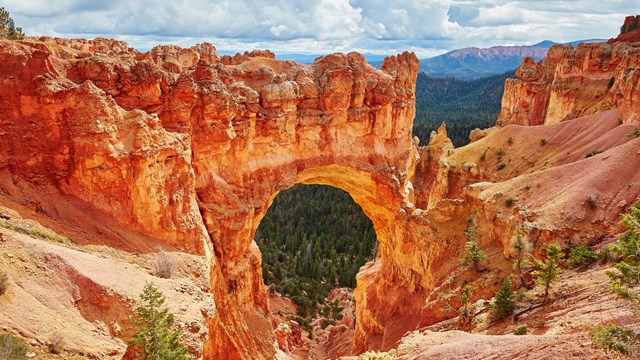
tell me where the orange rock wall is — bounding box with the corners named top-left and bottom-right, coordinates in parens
top-left (0, 37), bottom-right (451, 358)
top-left (498, 41), bottom-right (640, 126)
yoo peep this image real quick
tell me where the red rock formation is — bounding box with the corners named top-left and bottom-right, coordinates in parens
top-left (609, 15), bottom-right (640, 44)
top-left (497, 43), bottom-right (617, 126)
top-left (0, 37), bottom-right (426, 358)
top-left (2, 25), bottom-right (640, 360)
top-left (499, 17), bottom-right (640, 127)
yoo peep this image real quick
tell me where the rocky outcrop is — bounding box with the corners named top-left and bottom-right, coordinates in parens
top-left (498, 18), bottom-right (640, 127)
top-left (497, 42), bottom-right (620, 126)
top-left (0, 37), bottom-right (428, 358)
top-left (609, 15), bottom-right (640, 44)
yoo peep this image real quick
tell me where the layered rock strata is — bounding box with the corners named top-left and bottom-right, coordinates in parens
top-left (498, 41), bottom-right (640, 126)
top-left (0, 37), bottom-right (432, 358)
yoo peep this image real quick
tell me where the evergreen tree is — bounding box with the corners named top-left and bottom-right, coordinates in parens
top-left (531, 244), bottom-right (565, 303)
top-left (491, 278), bottom-right (516, 320)
top-left (460, 284), bottom-right (473, 316)
top-left (461, 215), bottom-right (486, 272)
top-left (606, 201), bottom-right (640, 307)
top-left (511, 229), bottom-right (532, 285)
top-left (130, 283), bottom-right (191, 360)
top-left (0, 7), bottom-right (24, 40)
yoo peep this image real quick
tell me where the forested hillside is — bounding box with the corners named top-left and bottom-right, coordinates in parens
top-left (257, 71), bottom-right (512, 322)
top-left (413, 70), bottom-right (514, 146)
top-left (256, 185), bottom-right (377, 318)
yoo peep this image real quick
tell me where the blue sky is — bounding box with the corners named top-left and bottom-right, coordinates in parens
top-left (3, 0), bottom-right (638, 57)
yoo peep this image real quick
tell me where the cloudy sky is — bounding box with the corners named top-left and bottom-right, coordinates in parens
top-left (3, 0), bottom-right (637, 57)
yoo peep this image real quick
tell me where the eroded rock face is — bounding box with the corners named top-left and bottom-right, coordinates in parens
top-left (609, 15), bottom-right (640, 44)
top-left (498, 39), bottom-right (640, 126)
top-left (0, 37), bottom-right (428, 358)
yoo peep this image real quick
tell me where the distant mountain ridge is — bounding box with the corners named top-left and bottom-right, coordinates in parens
top-left (420, 39), bottom-right (603, 80)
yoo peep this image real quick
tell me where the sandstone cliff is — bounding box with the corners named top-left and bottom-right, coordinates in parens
top-left (497, 38), bottom-right (640, 126)
top-left (609, 15), bottom-right (640, 44)
top-left (0, 36), bottom-right (425, 359)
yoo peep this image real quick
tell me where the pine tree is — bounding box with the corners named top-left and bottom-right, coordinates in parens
top-left (461, 215), bottom-right (486, 272)
top-left (511, 229), bottom-right (532, 285)
top-left (491, 278), bottom-right (516, 320)
top-left (130, 283), bottom-right (191, 360)
top-left (606, 201), bottom-right (640, 307)
top-left (0, 7), bottom-right (24, 40)
top-left (531, 244), bottom-right (565, 303)
top-left (460, 284), bottom-right (473, 316)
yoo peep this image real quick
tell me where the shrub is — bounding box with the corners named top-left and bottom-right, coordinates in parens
top-left (0, 333), bottom-right (27, 360)
top-left (525, 184), bottom-right (532, 191)
top-left (585, 150), bottom-right (604, 158)
top-left (532, 244), bottom-right (565, 303)
top-left (153, 248), bottom-right (175, 279)
top-left (540, 138), bottom-right (548, 145)
top-left (48, 332), bottom-right (65, 354)
top-left (497, 148), bottom-right (506, 158)
top-left (442, 305), bottom-right (453, 313)
top-left (589, 323), bottom-right (638, 356)
top-left (568, 244), bottom-right (598, 268)
top-left (0, 269), bottom-right (8, 296)
top-left (597, 246), bottom-right (614, 264)
top-left (358, 349), bottom-right (397, 360)
top-left (491, 278), bottom-right (516, 320)
top-left (513, 326), bottom-right (528, 335)
top-left (505, 197), bottom-right (516, 207)
top-left (507, 137), bottom-right (514, 146)
top-left (497, 163), bottom-right (506, 170)
top-left (320, 318), bottom-right (335, 329)
top-left (627, 128), bottom-right (640, 138)
top-left (130, 283), bottom-right (191, 360)
top-left (586, 195), bottom-right (598, 209)
top-left (607, 77), bottom-right (615, 89)
top-left (511, 229), bottom-right (532, 280)
top-left (460, 284), bottom-right (473, 316)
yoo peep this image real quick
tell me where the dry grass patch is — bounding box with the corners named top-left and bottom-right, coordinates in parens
top-left (0, 332), bottom-right (27, 360)
top-left (0, 269), bottom-right (8, 296)
top-left (47, 332), bottom-right (65, 354)
top-left (153, 248), bottom-right (175, 279)
top-left (0, 220), bottom-right (69, 244)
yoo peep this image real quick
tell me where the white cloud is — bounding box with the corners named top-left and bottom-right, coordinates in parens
top-left (3, 0), bottom-right (637, 57)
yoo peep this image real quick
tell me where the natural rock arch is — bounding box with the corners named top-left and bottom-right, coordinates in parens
top-left (0, 37), bottom-right (459, 359)
top-left (205, 161), bottom-right (410, 359)
top-left (185, 52), bottom-right (424, 358)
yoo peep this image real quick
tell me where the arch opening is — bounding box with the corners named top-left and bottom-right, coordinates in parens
top-left (256, 183), bottom-right (377, 323)
top-left (250, 164), bottom-right (391, 357)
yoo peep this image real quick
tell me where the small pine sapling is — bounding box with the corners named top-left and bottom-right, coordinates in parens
top-left (531, 244), bottom-right (565, 304)
top-left (491, 278), bottom-right (516, 320)
top-left (461, 215), bottom-right (487, 273)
